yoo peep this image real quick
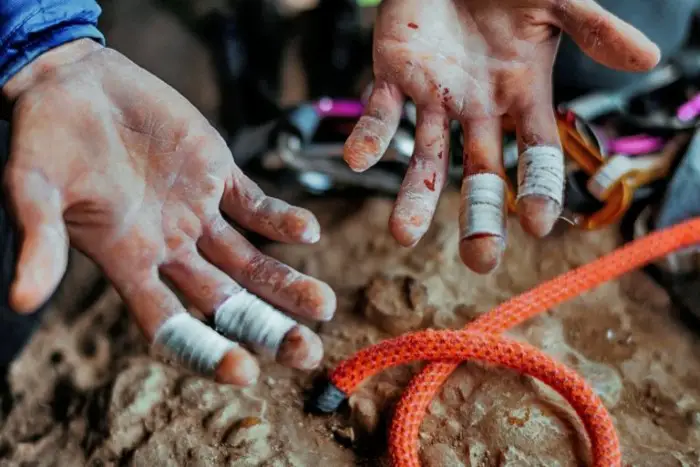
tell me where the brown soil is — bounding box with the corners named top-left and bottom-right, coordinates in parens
top-left (1, 191), bottom-right (699, 467)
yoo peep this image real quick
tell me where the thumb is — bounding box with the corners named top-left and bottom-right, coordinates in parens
top-left (4, 168), bottom-right (68, 314)
top-left (553, 0), bottom-right (661, 72)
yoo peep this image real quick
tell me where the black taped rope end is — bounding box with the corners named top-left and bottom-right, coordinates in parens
top-left (306, 380), bottom-right (347, 414)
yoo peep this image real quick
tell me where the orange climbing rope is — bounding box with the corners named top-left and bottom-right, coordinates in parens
top-left (313, 216), bottom-right (700, 467)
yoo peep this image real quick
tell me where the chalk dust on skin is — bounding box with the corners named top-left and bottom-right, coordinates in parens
top-left (1, 190), bottom-right (700, 466)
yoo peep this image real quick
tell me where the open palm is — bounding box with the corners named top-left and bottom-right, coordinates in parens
top-left (345, 0), bottom-right (660, 273)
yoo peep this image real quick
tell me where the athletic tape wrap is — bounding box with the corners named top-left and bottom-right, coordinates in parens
top-left (459, 173), bottom-right (506, 239)
top-left (214, 289), bottom-right (296, 358)
top-left (516, 146), bottom-right (565, 206)
top-left (153, 313), bottom-right (235, 375)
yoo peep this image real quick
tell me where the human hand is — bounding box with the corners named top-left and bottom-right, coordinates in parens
top-left (345, 0), bottom-right (660, 273)
top-left (2, 39), bottom-right (336, 385)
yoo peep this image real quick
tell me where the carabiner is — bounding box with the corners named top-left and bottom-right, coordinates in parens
top-left (554, 111), bottom-right (645, 230)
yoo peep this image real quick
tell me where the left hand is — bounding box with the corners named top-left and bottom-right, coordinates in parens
top-left (3, 39), bottom-right (336, 385)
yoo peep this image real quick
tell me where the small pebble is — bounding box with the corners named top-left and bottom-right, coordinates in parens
top-left (331, 425), bottom-right (355, 446)
top-left (688, 410), bottom-right (700, 427)
top-left (349, 396), bottom-right (380, 434)
top-left (226, 417), bottom-right (271, 447)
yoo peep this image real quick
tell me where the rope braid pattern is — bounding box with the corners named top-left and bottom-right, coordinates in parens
top-left (320, 216), bottom-right (700, 467)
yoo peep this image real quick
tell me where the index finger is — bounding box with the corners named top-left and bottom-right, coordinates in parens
top-left (344, 81), bottom-right (404, 172)
top-left (552, 0), bottom-right (660, 71)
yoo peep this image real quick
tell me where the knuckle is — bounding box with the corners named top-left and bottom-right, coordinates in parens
top-left (106, 235), bottom-right (164, 281)
top-left (243, 254), bottom-right (296, 287)
top-left (166, 240), bottom-right (196, 267)
top-left (202, 215), bottom-right (229, 238)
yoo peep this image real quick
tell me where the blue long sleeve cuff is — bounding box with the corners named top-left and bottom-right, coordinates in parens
top-left (0, 1), bottom-right (105, 89)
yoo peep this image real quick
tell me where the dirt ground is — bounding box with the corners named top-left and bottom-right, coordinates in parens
top-left (1, 1), bottom-right (700, 466)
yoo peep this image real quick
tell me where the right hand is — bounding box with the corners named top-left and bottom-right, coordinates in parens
top-left (345, 0), bottom-right (660, 273)
top-left (3, 39), bottom-right (336, 386)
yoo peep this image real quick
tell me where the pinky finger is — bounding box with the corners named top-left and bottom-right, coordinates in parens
top-left (119, 274), bottom-right (260, 387)
top-left (344, 80), bottom-right (404, 172)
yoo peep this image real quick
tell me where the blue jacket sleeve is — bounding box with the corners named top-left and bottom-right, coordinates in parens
top-left (0, 1), bottom-right (105, 88)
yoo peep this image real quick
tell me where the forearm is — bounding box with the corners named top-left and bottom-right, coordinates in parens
top-left (0, 1), bottom-right (105, 90)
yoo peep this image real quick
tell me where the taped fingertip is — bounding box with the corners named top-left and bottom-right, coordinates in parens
top-left (517, 195), bottom-right (561, 238)
top-left (458, 173), bottom-right (506, 274)
top-left (516, 145), bottom-right (564, 214)
top-left (277, 325), bottom-right (324, 370)
top-left (459, 235), bottom-right (505, 274)
top-left (215, 347), bottom-right (260, 386)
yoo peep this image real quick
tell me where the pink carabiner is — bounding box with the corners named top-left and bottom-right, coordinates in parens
top-left (607, 135), bottom-right (665, 156)
top-left (313, 98), bottom-right (365, 118)
top-left (677, 93), bottom-right (700, 122)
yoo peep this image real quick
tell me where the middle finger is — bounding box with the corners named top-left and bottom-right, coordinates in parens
top-left (197, 216), bottom-right (337, 322)
top-left (459, 117), bottom-right (507, 274)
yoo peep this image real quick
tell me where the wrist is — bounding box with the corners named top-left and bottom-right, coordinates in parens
top-left (2, 39), bottom-right (103, 102)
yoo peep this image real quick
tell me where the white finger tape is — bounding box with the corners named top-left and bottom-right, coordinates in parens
top-left (459, 173), bottom-right (506, 239)
top-left (587, 154), bottom-right (658, 201)
top-left (516, 146), bottom-right (565, 206)
top-left (215, 289), bottom-right (297, 358)
top-left (153, 313), bottom-right (236, 376)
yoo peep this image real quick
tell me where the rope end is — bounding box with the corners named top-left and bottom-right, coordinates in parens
top-left (307, 381), bottom-right (347, 413)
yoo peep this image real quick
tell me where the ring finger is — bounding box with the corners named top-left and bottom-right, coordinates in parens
top-left (459, 118), bottom-right (507, 274)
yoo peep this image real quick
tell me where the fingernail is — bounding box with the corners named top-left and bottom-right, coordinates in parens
top-left (459, 235), bottom-right (505, 274)
top-left (215, 347), bottom-right (260, 386)
top-left (517, 195), bottom-right (561, 238)
top-left (301, 220), bottom-right (321, 244)
top-left (317, 283), bottom-right (337, 321)
top-left (277, 325), bottom-right (324, 370)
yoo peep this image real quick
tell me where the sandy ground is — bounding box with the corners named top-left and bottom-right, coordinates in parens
top-left (1, 1), bottom-right (700, 466)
